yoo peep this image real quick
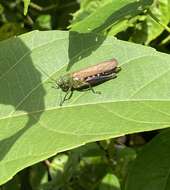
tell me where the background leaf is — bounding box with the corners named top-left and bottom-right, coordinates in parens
top-left (130, 0), bottom-right (170, 44)
top-left (23, 0), bottom-right (31, 15)
top-left (99, 173), bottom-right (121, 190)
top-left (146, 0), bottom-right (170, 44)
top-left (0, 30), bottom-right (170, 185)
top-left (125, 129), bottom-right (170, 190)
top-left (70, 0), bottom-right (153, 33)
top-left (71, 0), bottom-right (112, 24)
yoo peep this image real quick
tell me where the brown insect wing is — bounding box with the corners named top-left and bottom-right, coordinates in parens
top-left (72, 58), bottom-right (118, 79)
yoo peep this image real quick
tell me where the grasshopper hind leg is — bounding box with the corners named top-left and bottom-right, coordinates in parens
top-left (88, 84), bottom-right (101, 94)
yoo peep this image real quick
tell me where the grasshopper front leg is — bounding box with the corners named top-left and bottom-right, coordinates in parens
top-left (60, 87), bottom-right (73, 106)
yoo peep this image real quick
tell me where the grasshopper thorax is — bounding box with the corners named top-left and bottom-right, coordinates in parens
top-left (56, 74), bottom-right (72, 92)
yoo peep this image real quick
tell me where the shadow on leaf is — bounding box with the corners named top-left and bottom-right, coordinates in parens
top-left (0, 37), bottom-right (46, 161)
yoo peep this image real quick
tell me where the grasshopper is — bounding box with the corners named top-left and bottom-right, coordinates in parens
top-left (56, 58), bottom-right (121, 105)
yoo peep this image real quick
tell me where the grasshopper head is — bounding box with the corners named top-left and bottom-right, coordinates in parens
top-left (56, 74), bottom-right (71, 92)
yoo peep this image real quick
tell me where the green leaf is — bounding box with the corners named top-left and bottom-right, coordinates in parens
top-left (30, 163), bottom-right (48, 190)
top-left (70, 0), bottom-right (153, 33)
top-left (0, 23), bottom-right (26, 41)
top-left (71, 0), bottom-right (112, 24)
top-left (0, 30), bottom-right (170, 185)
top-left (23, 0), bottom-right (30, 15)
top-left (125, 129), bottom-right (170, 190)
top-left (130, 0), bottom-right (170, 44)
top-left (0, 3), bottom-right (4, 15)
top-left (34, 15), bottom-right (52, 30)
top-left (146, 0), bottom-right (170, 44)
top-left (99, 174), bottom-right (121, 190)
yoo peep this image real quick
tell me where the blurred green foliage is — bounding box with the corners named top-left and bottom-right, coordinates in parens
top-left (0, 0), bottom-right (79, 39)
top-left (0, 0), bottom-right (169, 53)
top-left (2, 140), bottom-right (136, 190)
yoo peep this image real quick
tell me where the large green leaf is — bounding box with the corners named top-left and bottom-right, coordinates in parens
top-left (0, 30), bottom-right (170, 185)
top-left (125, 129), bottom-right (170, 190)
